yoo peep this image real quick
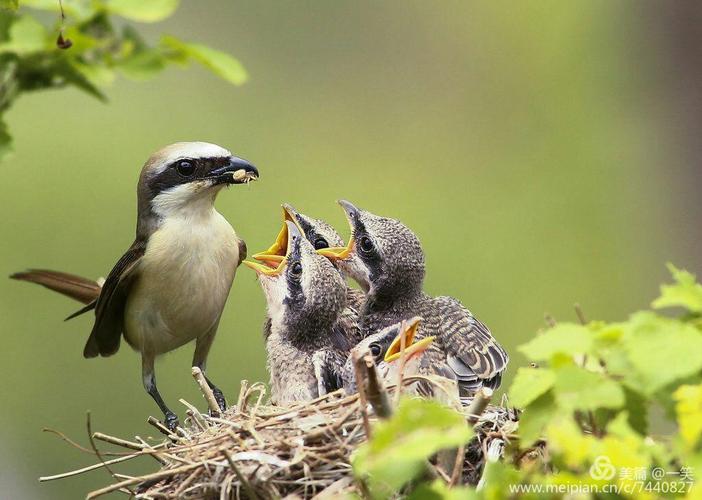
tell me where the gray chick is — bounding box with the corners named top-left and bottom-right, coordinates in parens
top-left (252, 204), bottom-right (364, 348)
top-left (244, 221), bottom-right (351, 404)
top-left (253, 203), bottom-right (365, 312)
top-left (341, 316), bottom-right (441, 395)
top-left (320, 201), bottom-right (509, 396)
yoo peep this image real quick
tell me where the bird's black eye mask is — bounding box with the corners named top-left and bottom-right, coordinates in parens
top-left (148, 156), bottom-right (257, 196)
top-left (352, 222), bottom-right (383, 282)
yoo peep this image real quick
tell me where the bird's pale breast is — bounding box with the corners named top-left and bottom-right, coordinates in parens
top-left (124, 210), bottom-right (239, 354)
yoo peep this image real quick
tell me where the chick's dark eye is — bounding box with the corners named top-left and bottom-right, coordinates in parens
top-left (313, 237), bottom-right (329, 250)
top-left (290, 262), bottom-right (303, 278)
top-left (369, 343), bottom-right (382, 358)
top-left (176, 160), bottom-right (195, 176)
top-left (359, 236), bottom-right (374, 253)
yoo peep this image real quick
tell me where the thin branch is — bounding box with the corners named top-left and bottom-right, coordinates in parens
top-left (191, 367), bottom-right (221, 417)
top-left (39, 453), bottom-right (142, 482)
top-left (86, 412), bottom-right (134, 496)
top-left (467, 387), bottom-right (493, 425)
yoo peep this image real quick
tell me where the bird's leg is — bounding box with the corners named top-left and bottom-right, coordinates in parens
top-left (193, 333), bottom-right (226, 412)
top-left (142, 354), bottom-right (178, 431)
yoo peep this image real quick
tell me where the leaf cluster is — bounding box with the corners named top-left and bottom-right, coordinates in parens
top-left (0, 0), bottom-right (246, 158)
top-left (351, 264), bottom-right (702, 498)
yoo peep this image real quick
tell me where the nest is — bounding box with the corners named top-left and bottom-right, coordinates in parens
top-left (41, 365), bottom-right (519, 499)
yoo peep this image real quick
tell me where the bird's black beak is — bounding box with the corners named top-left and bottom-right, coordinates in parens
top-left (210, 156), bottom-right (259, 185)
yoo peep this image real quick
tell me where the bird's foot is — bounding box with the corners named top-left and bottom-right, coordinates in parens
top-left (212, 387), bottom-right (227, 413)
top-left (164, 411), bottom-right (179, 432)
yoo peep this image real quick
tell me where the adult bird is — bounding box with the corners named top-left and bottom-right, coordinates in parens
top-left (319, 200), bottom-right (509, 396)
top-left (11, 142), bottom-right (258, 429)
top-left (244, 221), bottom-right (353, 404)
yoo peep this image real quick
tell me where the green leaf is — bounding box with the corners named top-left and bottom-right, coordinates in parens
top-left (0, 14), bottom-right (46, 54)
top-left (20, 0), bottom-right (94, 19)
top-left (70, 60), bottom-right (115, 87)
top-left (518, 323), bottom-right (593, 361)
top-left (118, 49), bottom-right (165, 80)
top-left (0, 0), bottom-right (18, 11)
top-left (509, 367), bottom-right (555, 408)
top-left (518, 391), bottom-right (556, 445)
top-left (0, 118), bottom-right (12, 161)
top-left (553, 364), bottom-right (624, 412)
top-left (652, 263), bottom-right (702, 313)
top-left (108, 0), bottom-right (179, 23)
top-left (622, 386), bottom-right (648, 435)
top-left (674, 384), bottom-right (702, 450)
top-left (408, 480), bottom-right (479, 500)
top-left (545, 416), bottom-right (596, 468)
top-left (53, 59), bottom-right (107, 102)
top-left (352, 398), bottom-right (472, 498)
top-left (622, 312), bottom-right (702, 394)
top-left (161, 35), bottom-right (247, 85)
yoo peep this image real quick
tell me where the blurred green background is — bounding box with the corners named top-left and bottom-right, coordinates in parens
top-left (2, 0), bottom-right (702, 497)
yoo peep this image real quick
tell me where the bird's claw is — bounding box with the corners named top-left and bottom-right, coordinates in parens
top-left (212, 388), bottom-right (227, 412)
top-left (164, 411), bottom-right (179, 432)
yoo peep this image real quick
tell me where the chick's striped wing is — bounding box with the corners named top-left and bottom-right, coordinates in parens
top-left (312, 349), bottom-right (347, 396)
top-left (83, 241), bottom-right (145, 358)
top-left (434, 296), bottom-right (508, 392)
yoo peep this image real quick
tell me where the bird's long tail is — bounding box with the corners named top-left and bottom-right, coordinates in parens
top-left (10, 269), bottom-right (102, 305)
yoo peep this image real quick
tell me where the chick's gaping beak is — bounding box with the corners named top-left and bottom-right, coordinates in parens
top-left (384, 317), bottom-right (434, 363)
top-left (244, 221), bottom-right (300, 276)
top-left (251, 204), bottom-right (304, 265)
top-left (209, 156), bottom-right (259, 185)
top-left (316, 199), bottom-right (358, 260)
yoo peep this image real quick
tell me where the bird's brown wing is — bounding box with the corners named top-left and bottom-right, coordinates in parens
top-left (434, 296), bottom-right (508, 393)
top-left (237, 238), bottom-right (247, 266)
top-left (83, 241), bottom-right (145, 358)
top-left (10, 269), bottom-right (101, 305)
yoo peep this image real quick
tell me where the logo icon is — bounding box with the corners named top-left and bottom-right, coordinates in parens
top-left (590, 455), bottom-right (617, 480)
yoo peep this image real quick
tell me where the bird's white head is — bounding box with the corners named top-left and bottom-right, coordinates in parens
top-left (138, 142), bottom-right (258, 221)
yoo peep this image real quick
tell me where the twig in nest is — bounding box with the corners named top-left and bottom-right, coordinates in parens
top-left (467, 387), bottom-right (493, 425)
top-left (147, 416), bottom-right (178, 441)
top-left (180, 399), bottom-right (208, 430)
top-left (224, 450), bottom-right (261, 500)
top-left (363, 355), bottom-right (393, 419)
top-left (449, 443), bottom-right (465, 486)
top-left (92, 432), bottom-right (145, 452)
top-left (352, 352), bottom-right (372, 438)
top-left (86, 463), bottom-right (201, 499)
top-left (42, 428), bottom-right (128, 456)
top-left (39, 452), bottom-right (142, 482)
top-left (236, 379), bottom-right (250, 413)
top-left (86, 412), bottom-right (134, 496)
top-left (192, 366), bottom-right (221, 417)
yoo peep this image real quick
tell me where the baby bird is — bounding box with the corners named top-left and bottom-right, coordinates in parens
top-left (320, 201), bottom-right (509, 396)
top-left (252, 203), bottom-right (365, 312)
top-left (342, 316), bottom-right (438, 394)
top-left (244, 221), bottom-right (351, 404)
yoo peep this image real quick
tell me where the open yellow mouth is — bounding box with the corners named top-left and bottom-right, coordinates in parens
top-left (251, 206), bottom-right (296, 266)
top-left (242, 258), bottom-right (287, 276)
top-left (384, 318), bottom-right (435, 362)
top-left (316, 236), bottom-right (354, 260)
top-left (245, 206), bottom-right (301, 276)
top-left (316, 201), bottom-right (356, 260)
